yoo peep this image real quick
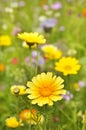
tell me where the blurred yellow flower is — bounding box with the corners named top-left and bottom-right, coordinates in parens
top-left (55, 57), bottom-right (81, 76)
top-left (10, 85), bottom-right (26, 95)
top-left (18, 32), bottom-right (46, 47)
top-left (26, 72), bottom-right (66, 106)
top-left (42, 45), bottom-right (62, 60)
top-left (73, 83), bottom-right (80, 91)
top-left (0, 63), bottom-right (5, 71)
top-left (5, 117), bottom-right (22, 128)
top-left (19, 109), bottom-right (44, 124)
top-left (0, 35), bottom-right (11, 46)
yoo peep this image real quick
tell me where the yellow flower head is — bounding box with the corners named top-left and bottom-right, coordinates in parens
top-left (5, 117), bottom-right (22, 128)
top-left (55, 57), bottom-right (81, 76)
top-left (18, 32), bottom-right (46, 47)
top-left (26, 72), bottom-right (66, 106)
top-left (0, 35), bottom-right (11, 46)
top-left (0, 63), bottom-right (5, 72)
top-left (73, 83), bottom-right (80, 91)
top-left (19, 109), bottom-right (43, 124)
top-left (42, 45), bottom-right (62, 60)
top-left (10, 85), bottom-right (26, 95)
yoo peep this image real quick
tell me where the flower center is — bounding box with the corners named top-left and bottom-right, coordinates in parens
top-left (64, 65), bottom-right (71, 71)
top-left (40, 87), bottom-right (52, 97)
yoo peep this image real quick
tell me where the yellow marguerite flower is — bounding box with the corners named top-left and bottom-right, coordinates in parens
top-left (18, 32), bottom-right (46, 47)
top-left (5, 117), bottom-right (22, 128)
top-left (42, 45), bottom-right (62, 60)
top-left (0, 35), bottom-right (11, 46)
top-left (26, 72), bottom-right (66, 106)
top-left (19, 109), bottom-right (44, 124)
top-left (55, 57), bottom-right (81, 76)
top-left (10, 85), bottom-right (26, 95)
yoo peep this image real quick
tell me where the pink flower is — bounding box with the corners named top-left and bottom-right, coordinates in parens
top-left (51, 2), bottom-right (62, 10)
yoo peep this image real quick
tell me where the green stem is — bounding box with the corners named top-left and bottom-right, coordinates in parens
top-left (82, 123), bottom-right (86, 130)
top-left (16, 96), bottom-right (19, 118)
top-left (35, 49), bottom-right (39, 76)
top-left (59, 108), bottom-right (73, 123)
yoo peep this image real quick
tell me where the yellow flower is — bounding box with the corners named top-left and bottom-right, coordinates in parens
top-left (10, 85), bottom-right (26, 95)
top-left (26, 72), bottom-right (66, 106)
top-left (18, 32), bottom-right (46, 47)
top-left (5, 117), bottom-right (22, 128)
top-left (42, 45), bottom-right (62, 60)
top-left (55, 57), bottom-right (81, 76)
top-left (0, 63), bottom-right (5, 71)
top-left (0, 35), bottom-right (11, 46)
top-left (19, 109), bottom-right (44, 124)
top-left (73, 83), bottom-right (80, 91)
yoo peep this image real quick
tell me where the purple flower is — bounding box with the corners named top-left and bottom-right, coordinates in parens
top-left (40, 18), bottom-right (57, 33)
top-left (78, 81), bottom-right (86, 88)
top-left (40, 18), bottom-right (57, 28)
top-left (51, 2), bottom-right (62, 10)
top-left (25, 57), bottom-right (30, 65)
top-left (19, 1), bottom-right (25, 7)
top-left (38, 57), bottom-right (45, 66)
top-left (59, 26), bottom-right (65, 31)
top-left (63, 91), bottom-right (73, 101)
top-left (31, 51), bottom-right (38, 58)
top-left (12, 27), bottom-right (21, 35)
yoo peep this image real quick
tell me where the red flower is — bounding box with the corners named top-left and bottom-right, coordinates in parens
top-left (11, 57), bottom-right (18, 65)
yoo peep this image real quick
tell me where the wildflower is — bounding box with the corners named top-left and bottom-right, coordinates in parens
top-left (5, 117), bottom-right (22, 128)
top-left (32, 51), bottom-right (38, 58)
top-left (10, 85), bottom-right (26, 95)
top-left (78, 111), bottom-right (86, 124)
top-left (0, 63), bottom-right (5, 72)
top-left (18, 1), bottom-right (25, 7)
top-left (73, 81), bottom-right (85, 91)
top-left (0, 35), bottom-right (11, 46)
top-left (55, 57), bottom-right (81, 76)
top-left (42, 45), bottom-right (62, 60)
top-left (40, 18), bottom-right (57, 33)
top-left (82, 112), bottom-right (86, 124)
top-left (18, 32), bottom-right (46, 47)
top-left (38, 57), bottom-right (45, 67)
top-left (19, 109), bottom-right (43, 124)
top-left (22, 41), bottom-right (29, 48)
top-left (67, 49), bottom-right (77, 56)
top-left (43, 5), bottom-right (49, 10)
top-left (78, 81), bottom-right (86, 88)
top-left (10, 2), bottom-right (18, 8)
top-left (62, 91), bottom-right (73, 101)
top-left (59, 26), bottom-right (65, 32)
top-left (26, 72), bottom-right (66, 106)
top-left (73, 83), bottom-right (80, 91)
top-left (5, 7), bottom-right (13, 13)
top-left (10, 57), bottom-right (19, 64)
top-left (51, 2), bottom-right (62, 10)
top-left (12, 27), bottom-right (21, 35)
top-left (82, 8), bottom-right (86, 17)
top-left (25, 57), bottom-right (30, 65)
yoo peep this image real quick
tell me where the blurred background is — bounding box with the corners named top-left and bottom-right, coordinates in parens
top-left (0, 0), bottom-right (86, 129)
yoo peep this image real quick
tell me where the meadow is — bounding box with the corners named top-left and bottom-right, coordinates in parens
top-left (0, 0), bottom-right (86, 130)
